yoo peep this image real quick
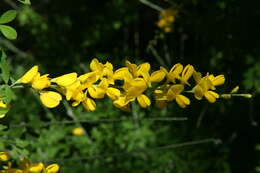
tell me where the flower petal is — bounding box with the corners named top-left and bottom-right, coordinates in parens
top-left (176, 95), bottom-right (190, 108)
top-left (204, 91), bottom-right (219, 103)
top-left (137, 94), bottom-right (151, 108)
top-left (51, 73), bottom-right (77, 87)
top-left (40, 91), bottom-right (62, 108)
top-left (83, 98), bottom-right (96, 112)
top-left (20, 66), bottom-right (38, 83)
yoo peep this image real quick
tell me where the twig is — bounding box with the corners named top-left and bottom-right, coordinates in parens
top-left (139, 0), bottom-right (164, 12)
top-left (147, 44), bottom-right (166, 66)
top-left (10, 117), bottom-right (188, 128)
top-left (44, 138), bottom-right (221, 163)
top-left (131, 102), bottom-right (140, 128)
top-left (196, 103), bottom-right (209, 128)
top-left (0, 38), bottom-right (28, 59)
top-left (63, 101), bottom-right (93, 143)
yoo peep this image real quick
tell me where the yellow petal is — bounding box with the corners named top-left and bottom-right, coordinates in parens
top-left (20, 66), bottom-right (38, 83)
top-left (113, 96), bottom-right (129, 108)
top-left (106, 87), bottom-right (121, 100)
top-left (88, 86), bottom-right (105, 99)
top-left (29, 163), bottom-right (44, 173)
top-left (0, 101), bottom-right (8, 108)
top-left (51, 73), bottom-right (77, 87)
top-left (113, 67), bottom-right (132, 80)
top-left (32, 74), bottom-right (51, 90)
top-left (78, 71), bottom-right (98, 83)
top-left (194, 85), bottom-right (204, 100)
top-left (40, 91), bottom-right (62, 108)
top-left (212, 74), bottom-right (225, 86)
top-left (167, 84), bottom-right (184, 100)
top-left (181, 64), bottom-right (194, 85)
top-left (169, 63), bottom-right (183, 74)
top-left (72, 127), bottom-right (85, 136)
top-left (46, 164), bottom-right (60, 173)
top-left (204, 91), bottom-right (219, 103)
top-left (126, 60), bottom-right (138, 76)
top-left (193, 71), bottom-right (202, 84)
top-left (137, 62), bottom-right (151, 74)
top-left (137, 94), bottom-right (151, 108)
top-left (150, 70), bottom-right (166, 83)
top-left (83, 98), bottom-right (96, 112)
top-left (0, 152), bottom-right (10, 161)
top-left (176, 95), bottom-right (190, 108)
top-left (90, 58), bottom-right (103, 72)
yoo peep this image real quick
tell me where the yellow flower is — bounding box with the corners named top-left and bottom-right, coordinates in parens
top-left (161, 63), bottom-right (183, 83)
top-left (19, 65), bottom-right (39, 83)
top-left (72, 127), bottom-right (85, 136)
top-left (39, 91), bottom-right (62, 108)
top-left (32, 74), bottom-right (51, 90)
top-left (122, 78), bottom-right (151, 108)
top-left (45, 164), bottom-right (60, 173)
top-left (19, 157), bottom-right (59, 173)
top-left (208, 74), bottom-right (225, 89)
top-left (0, 152), bottom-right (10, 161)
top-left (0, 101), bottom-right (8, 118)
top-left (51, 72), bottom-right (77, 87)
top-left (157, 8), bottom-right (178, 32)
top-left (193, 72), bottom-right (221, 103)
top-left (106, 87), bottom-right (121, 100)
top-left (29, 162), bottom-right (44, 173)
top-left (179, 64), bottom-right (194, 85)
top-left (167, 84), bottom-right (190, 108)
top-left (82, 97), bottom-right (96, 112)
top-left (136, 94), bottom-right (151, 108)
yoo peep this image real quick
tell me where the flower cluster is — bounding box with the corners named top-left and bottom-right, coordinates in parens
top-left (16, 58), bottom-right (226, 112)
top-left (157, 8), bottom-right (178, 33)
top-left (0, 152), bottom-right (59, 173)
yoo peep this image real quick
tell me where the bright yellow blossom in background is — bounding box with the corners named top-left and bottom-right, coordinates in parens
top-left (157, 7), bottom-right (178, 33)
top-left (72, 127), bottom-right (85, 136)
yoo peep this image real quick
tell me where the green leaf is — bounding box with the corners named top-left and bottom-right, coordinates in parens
top-left (0, 10), bottom-right (17, 24)
top-left (0, 50), bottom-right (10, 84)
top-left (0, 25), bottom-right (17, 40)
top-left (0, 124), bottom-right (7, 131)
top-left (17, 0), bottom-right (31, 5)
top-left (2, 85), bottom-right (16, 104)
top-left (0, 107), bottom-right (9, 115)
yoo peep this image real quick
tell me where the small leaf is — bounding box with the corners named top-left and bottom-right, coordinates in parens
top-left (3, 85), bottom-right (16, 104)
top-left (0, 124), bottom-right (7, 131)
top-left (0, 50), bottom-right (10, 84)
top-left (17, 0), bottom-right (31, 5)
top-left (0, 107), bottom-right (9, 115)
top-left (0, 10), bottom-right (17, 24)
top-left (0, 25), bottom-right (17, 40)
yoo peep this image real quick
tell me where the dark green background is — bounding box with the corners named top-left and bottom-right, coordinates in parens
top-left (0, 0), bottom-right (260, 172)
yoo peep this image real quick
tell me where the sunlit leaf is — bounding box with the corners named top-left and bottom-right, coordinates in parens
top-left (0, 10), bottom-right (17, 24)
top-left (0, 25), bottom-right (17, 40)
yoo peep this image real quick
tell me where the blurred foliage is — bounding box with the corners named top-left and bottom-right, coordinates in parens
top-left (0, 0), bottom-right (259, 172)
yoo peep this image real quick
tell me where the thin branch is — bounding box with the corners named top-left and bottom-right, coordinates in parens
top-left (10, 117), bottom-right (188, 128)
top-left (0, 38), bottom-right (28, 59)
top-left (44, 138), bottom-right (221, 163)
top-left (196, 103), bottom-right (209, 128)
top-left (147, 44), bottom-right (166, 66)
top-left (139, 0), bottom-right (164, 12)
top-left (63, 101), bottom-right (93, 143)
